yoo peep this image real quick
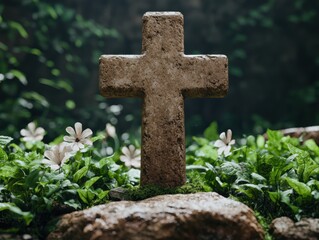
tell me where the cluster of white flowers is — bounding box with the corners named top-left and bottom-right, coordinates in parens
top-left (20, 121), bottom-right (141, 170)
top-left (20, 121), bottom-right (233, 170)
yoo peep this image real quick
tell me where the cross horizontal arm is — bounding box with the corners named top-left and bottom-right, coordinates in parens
top-left (99, 55), bottom-right (144, 98)
top-left (179, 55), bottom-right (228, 98)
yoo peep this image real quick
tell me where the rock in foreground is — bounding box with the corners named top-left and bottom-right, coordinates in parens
top-left (48, 192), bottom-right (264, 240)
top-left (270, 217), bottom-right (319, 240)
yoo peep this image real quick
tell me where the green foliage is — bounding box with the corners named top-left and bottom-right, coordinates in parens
top-left (186, 129), bottom-right (319, 221)
top-left (127, 180), bottom-right (210, 201)
top-left (0, 0), bottom-right (121, 139)
top-left (1, 125), bottom-right (319, 238)
top-left (0, 133), bottom-right (137, 237)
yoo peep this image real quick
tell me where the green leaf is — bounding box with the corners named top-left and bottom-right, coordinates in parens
top-left (25, 169), bottom-right (40, 187)
top-left (10, 70), bottom-right (27, 85)
top-left (236, 183), bottom-right (263, 198)
top-left (63, 199), bottom-right (81, 210)
top-left (0, 147), bottom-right (8, 161)
top-left (221, 162), bottom-right (241, 176)
top-left (313, 191), bottom-right (319, 200)
top-left (0, 165), bottom-right (18, 178)
top-left (73, 166), bottom-right (89, 182)
top-left (256, 135), bottom-right (265, 148)
top-left (304, 139), bottom-right (319, 156)
top-left (0, 203), bottom-right (33, 225)
top-left (91, 134), bottom-right (105, 143)
top-left (84, 176), bottom-right (101, 189)
top-left (9, 21), bottom-right (28, 38)
top-left (192, 137), bottom-right (209, 146)
top-left (195, 145), bottom-right (217, 159)
top-left (285, 177), bottom-right (312, 197)
top-left (77, 189), bottom-right (95, 205)
top-left (251, 172), bottom-right (266, 182)
top-left (22, 91), bottom-right (49, 107)
top-left (97, 190), bottom-right (109, 200)
top-left (186, 165), bottom-right (208, 171)
top-left (65, 100), bottom-right (76, 110)
top-left (39, 78), bottom-right (73, 93)
top-left (268, 191), bottom-right (280, 203)
top-left (0, 136), bottom-right (13, 147)
top-left (267, 129), bottom-right (284, 151)
top-left (204, 122), bottom-right (218, 141)
top-left (47, 6), bottom-right (58, 19)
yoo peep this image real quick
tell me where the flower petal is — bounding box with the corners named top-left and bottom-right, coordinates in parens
top-left (121, 146), bottom-right (130, 156)
top-left (27, 122), bottom-right (36, 133)
top-left (20, 129), bottom-right (29, 137)
top-left (74, 122), bottom-right (82, 136)
top-left (76, 142), bottom-right (84, 149)
top-left (34, 127), bottom-right (45, 136)
top-left (82, 128), bottom-right (93, 138)
top-left (64, 136), bottom-right (76, 142)
top-left (217, 147), bottom-right (225, 156)
top-left (44, 150), bottom-right (55, 162)
top-left (50, 164), bottom-right (60, 171)
top-left (229, 139), bottom-right (235, 146)
top-left (120, 156), bottom-right (128, 163)
top-left (219, 132), bottom-right (227, 142)
top-left (82, 139), bottom-right (93, 146)
top-left (226, 129), bottom-right (232, 143)
top-left (22, 136), bottom-right (34, 142)
top-left (61, 154), bottom-right (70, 165)
top-left (135, 149), bottom-right (141, 156)
top-left (129, 145), bottom-right (135, 150)
top-left (70, 143), bottom-right (80, 151)
top-left (34, 135), bottom-right (44, 141)
top-left (66, 126), bottom-right (75, 136)
top-left (224, 145), bottom-right (231, 157)
top-left (131, 159), bottom-right (141, 168)
top-left (106, 123), bottom-right (116, 138)
top-left (214, 140), bottom-right (226, 148)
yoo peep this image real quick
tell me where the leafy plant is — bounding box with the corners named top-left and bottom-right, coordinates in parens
top-left (1, 122), bottom-right (318, 239)
top-left (0, 125), bottom-right (138, 237)
top-left (186, 128), bottom-right (319, 221)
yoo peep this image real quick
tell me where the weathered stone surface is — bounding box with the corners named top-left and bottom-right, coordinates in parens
top-left (281, 126), bottom-right (319, 144)
top-left (99, 12), bottom-right (228, 187)
top-left (270, 217), bottom-right (319, 240)
top-left (48, 192), bottom-right (264, 240)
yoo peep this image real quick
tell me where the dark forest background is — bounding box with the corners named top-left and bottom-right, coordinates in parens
top-left (1, 0), bottom-right (319, 140)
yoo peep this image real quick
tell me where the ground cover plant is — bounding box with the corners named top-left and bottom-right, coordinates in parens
top-left (0, 122), bottom-right (318, 239)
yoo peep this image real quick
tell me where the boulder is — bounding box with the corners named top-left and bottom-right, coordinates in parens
top-left (48, 192), bottom-right (264, 240)
top-left (281, 126), bottom-right (319, 144)
top-left (270, 217), bottom-right (319, 240)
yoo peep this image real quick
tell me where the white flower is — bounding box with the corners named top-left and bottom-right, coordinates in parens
top-left (63, 122), bottom-right (93, 151)
top-left (20, 122), bottom-right (45, 142)
top-left (214, 129), bottom-right (235, 157)
top-left (42, 143), bottom-right (72, 170)
top-left (120, 145), bottom-right (141, 168)
top-left (105, 123), bottom-right (116, 138)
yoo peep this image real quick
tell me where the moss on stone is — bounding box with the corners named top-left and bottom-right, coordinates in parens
top-left (126, 181), bottom-right (211, 201)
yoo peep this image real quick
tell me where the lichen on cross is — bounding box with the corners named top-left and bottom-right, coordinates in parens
top-left (99, 12), bottom-right (228, 188)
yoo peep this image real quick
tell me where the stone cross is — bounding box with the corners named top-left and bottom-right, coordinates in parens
top-left (99, 12), bottom-right (228, 188)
